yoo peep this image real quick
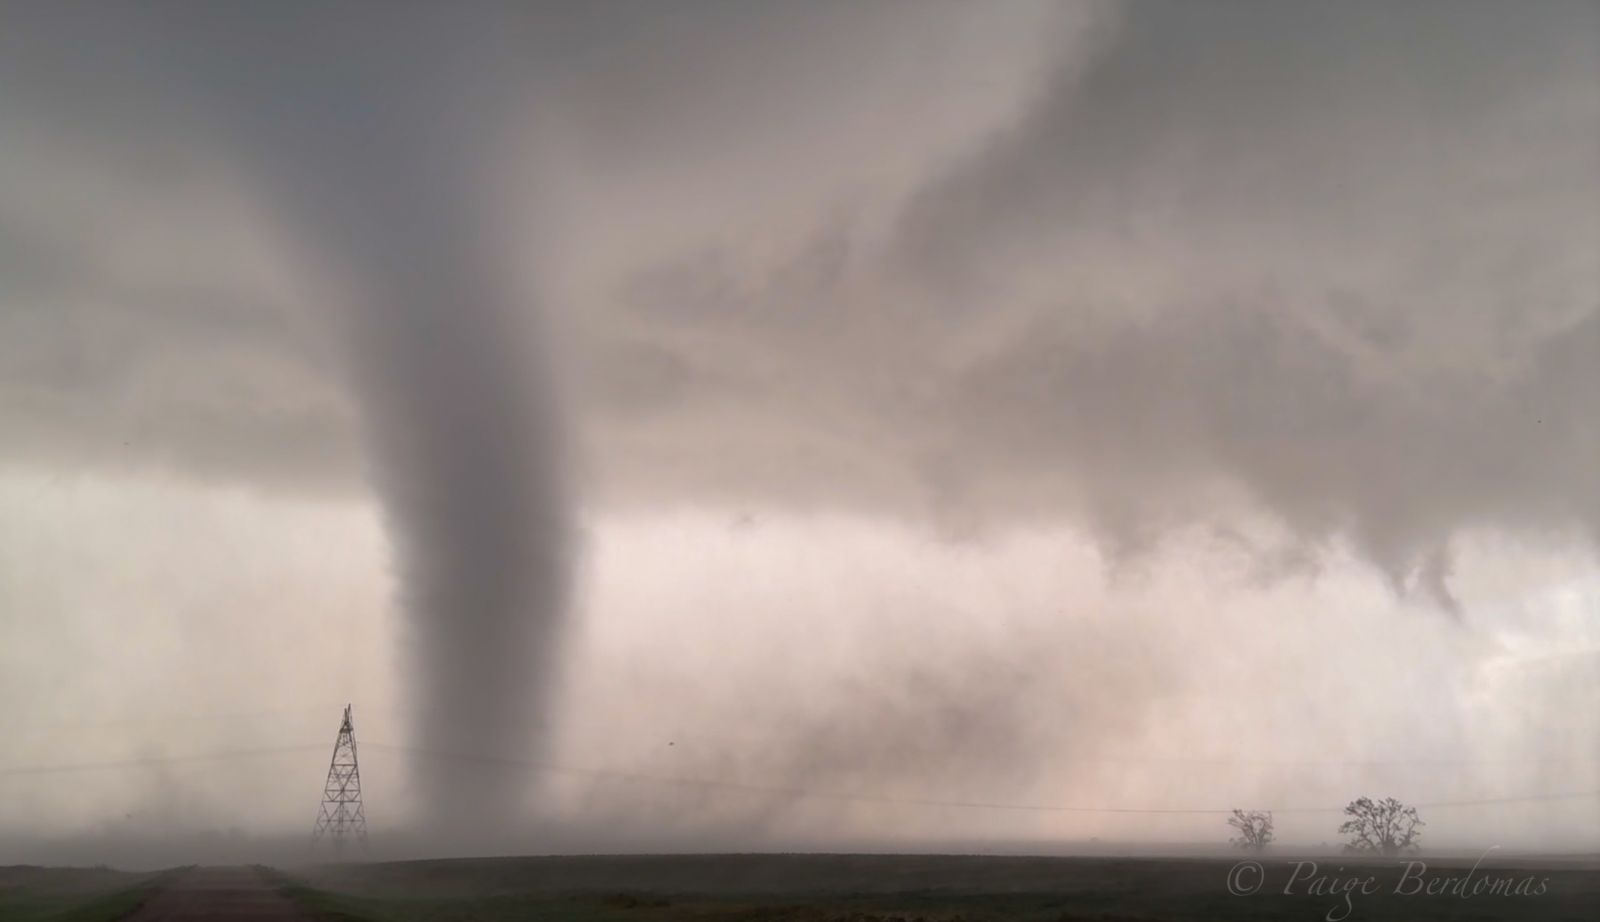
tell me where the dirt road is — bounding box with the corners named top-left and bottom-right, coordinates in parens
top-left (123, 866), bottom-right (309, 921)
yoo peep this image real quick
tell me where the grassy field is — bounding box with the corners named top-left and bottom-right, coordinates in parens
top-left (0, 866), bottom-right (175, 922)
top-left (272, 853), bottom-right (1600, 922)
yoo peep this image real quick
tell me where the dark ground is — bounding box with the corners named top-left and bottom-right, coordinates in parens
top-left (283, 853), bottom-right (1600, 922)
top-left (124, 866), bottom-right (308, 920)
top-left (5, 855), bottom-right (1597, 921)
top-left (0, 866), bottom-right (174, 921)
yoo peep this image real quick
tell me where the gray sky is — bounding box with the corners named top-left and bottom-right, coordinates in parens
top-left (2, 0), bottom-right (1598, 862)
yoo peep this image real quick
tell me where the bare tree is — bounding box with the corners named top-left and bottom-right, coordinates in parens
top-left (1227, 809), bottom-right (1274, 851)
top-left (1339, 797), bottom-right (1424, 855)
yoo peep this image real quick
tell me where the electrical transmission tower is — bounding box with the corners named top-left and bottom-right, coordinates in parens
top-left (312, 703), bottom-right (367, 851)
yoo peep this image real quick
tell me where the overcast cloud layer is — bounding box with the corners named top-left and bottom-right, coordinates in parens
top-left (5, 2), bottom-right (1596, 587)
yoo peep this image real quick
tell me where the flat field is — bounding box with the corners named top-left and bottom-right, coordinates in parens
top-left (0, 866), bottom-right (171, 922)
top-left (273, 853), bottom-right (1600, 922)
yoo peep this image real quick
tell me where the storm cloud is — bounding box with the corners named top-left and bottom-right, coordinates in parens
top-left (11, 1), bottom-right (1591, 589)
top-left (2, 0), bottom-right (1598, 855)
top-left (566, 0), bottom-right (1600, 604)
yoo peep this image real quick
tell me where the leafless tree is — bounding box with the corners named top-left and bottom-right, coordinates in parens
top-left (1227, 809), bottom-right (1274, 851)
top-left (1339, 796), bottom-right (1424, 855)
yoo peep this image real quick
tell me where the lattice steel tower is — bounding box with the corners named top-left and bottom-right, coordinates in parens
top-left (312, 703), bottom-right (368, 851)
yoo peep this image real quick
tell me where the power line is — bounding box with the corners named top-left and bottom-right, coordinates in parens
top-left (7, 710), bottom-right (1595, 768)
top-left (361, 742), bottom-right (1600, 817)
top-left (0, 744), bottom-right (324, 777)
top-left (0, 706), bottom-right (357, 741)
top-left (4, 739), bottom-right (1595, 817)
